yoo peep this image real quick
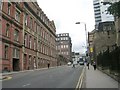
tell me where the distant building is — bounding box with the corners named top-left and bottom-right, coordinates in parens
top-left (72, 52), bottom-right (86, 64)
top-left (72, 52), bottom-right (80, 63)
top-left (88, 30), bottom-right (95, 62)
top-left (56, 33), bottom-right (72, 62)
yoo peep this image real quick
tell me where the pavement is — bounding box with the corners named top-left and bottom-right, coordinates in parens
top-left (85, 64), bottom-right (119, 88)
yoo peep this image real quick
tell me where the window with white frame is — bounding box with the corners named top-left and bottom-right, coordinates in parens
top-left (34, 22), bottom-right (36, 32)
top-left (64, 37), bottom-right (66, 40)
top-left (66, 45), bottom-right (68, 48)
top-left (66, 37), bottom-right (68, 40)
top-left (34, 38), bottom-right (36, 50)
top-left (66, 52), bottom-right (69, 55)
top-left (47, 48), bottom-right (48, 55)
top-left (44, 31), bottom-right (46, 40)
top-left (37, 25), bottom-right (39, 33)
top-left (29, 55), bottom-right (32, 66)
top-left (42, 30), bottom-right (44, 38)
top-left (61, 45), bottom-right (63, 48)
top-left (34, 57), bottom-right (36, 68)
top-left (6, 24), bottom-right (10, 37)
top-left (13, 48), bottom-right (20, 58)
top-left (29, 36), bottom-right (32, 49)
top-left (24, 33), bottom-right (27, 47)
top-left (8, 2), bottom-right (11, 15)
top-left (4, 45), bottom-right (8, 59)
top-left (14, 29), bottom-right (19, 41)
top-left (45, 46), bottom-right (46, 54)
top-left (38, 41), bottom-right (40, 51)
top-left (40, 44), bottom-right (42, 52)
top-left (15, 9), bottom-right (20, 22)
top-left (43, 45), bottom-right (44, 54)
top-left (64, 45), bottom-right (66, 48)
top-left (25, 13), bottom-right (28, 26)
top-left (56, 46), bottom-right (57, 50)
top-left (0, 1), bottom-right (2, 10)
top-left (24, 54), bottom-right (27, 65)
top-left (66, 33), bottom-right (68, 36)
top-left (58, 45), bottom-right (60, 50)
top-left (30, 17), bottom-right (33, 29)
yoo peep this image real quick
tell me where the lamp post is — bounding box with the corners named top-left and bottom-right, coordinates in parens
top-left (75, 22), bottom-right (88, 55)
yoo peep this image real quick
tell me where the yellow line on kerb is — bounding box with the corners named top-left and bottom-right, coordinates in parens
top-left (75, 67), bottom-right (85, 90)
top-left (3, 76), bottom-right (12, 81)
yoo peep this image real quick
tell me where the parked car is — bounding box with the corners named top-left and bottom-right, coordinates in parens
top-left (67, 62), bottom-right (72, 66)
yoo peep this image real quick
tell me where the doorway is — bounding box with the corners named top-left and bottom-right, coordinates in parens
top-left (13, 58), bottom-right (20, 71)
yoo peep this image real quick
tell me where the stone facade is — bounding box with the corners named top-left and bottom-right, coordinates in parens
top-left (88, 21), bottom-right (116, 62)
top-left (115, 17), bottom-right (120, 46)
top-left (88, 30), bottom-right (95, 61)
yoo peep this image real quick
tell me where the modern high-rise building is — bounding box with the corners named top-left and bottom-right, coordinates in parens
top-left (56, 33), bottom-right (72, 62)
top-left (93, 0), bottom-right (116, 29)
top-left (102, 0), bottom-right (120, 3)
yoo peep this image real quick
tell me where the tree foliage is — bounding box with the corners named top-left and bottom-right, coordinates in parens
top-left (108, 1), bottom-right (120, 17)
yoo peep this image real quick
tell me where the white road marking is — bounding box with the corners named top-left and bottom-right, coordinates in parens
top-left (22, 83), bottom-right (31, 87)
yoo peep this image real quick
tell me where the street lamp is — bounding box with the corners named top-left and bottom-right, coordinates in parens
top-left (75, 22), bottom-right (88, 55)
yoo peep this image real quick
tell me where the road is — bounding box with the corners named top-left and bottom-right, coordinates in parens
top-left (2, 65), bottom-right (84, 88)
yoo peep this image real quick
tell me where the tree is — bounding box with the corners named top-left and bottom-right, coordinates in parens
top-left (107, 1), bottom-right (120, 17)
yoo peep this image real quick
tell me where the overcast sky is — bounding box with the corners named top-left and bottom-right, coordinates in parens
top-left (37, 0), bottom-right (95, 54)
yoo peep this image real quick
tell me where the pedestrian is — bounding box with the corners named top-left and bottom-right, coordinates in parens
top-left (87, 62), bottom-right (89, 69)
top-left (28, 66), bottom-right (29, 70)
top-left (72, 61), bottom-right (76, 68)
top-left (72, 64), bottom-right (75, 68)
top-left (93, 62), bottom-right (96, 70)
top-left (48, 63), bottom-right (50, 69)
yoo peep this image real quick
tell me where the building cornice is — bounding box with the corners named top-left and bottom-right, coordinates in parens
top-left (2, 11), bottom-right (23, 29)
top-left (1, 37), bottom-right (22, 48)
top-left (24, 2), bottom-right (56, 37)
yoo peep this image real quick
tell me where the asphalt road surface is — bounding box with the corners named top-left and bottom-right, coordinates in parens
top-left (2, 65), bottom-right (84, 88)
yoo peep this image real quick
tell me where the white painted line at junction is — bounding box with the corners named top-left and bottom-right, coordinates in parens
top-left (22, 83), bottom-right (31, 87)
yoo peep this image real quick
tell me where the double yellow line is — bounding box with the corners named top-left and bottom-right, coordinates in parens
top-left (76, 67), bottom-right (85, 90)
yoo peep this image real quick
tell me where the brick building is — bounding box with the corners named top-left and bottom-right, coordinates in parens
top-left (1, 2), bottom-right (24, 71)
top-left (0, 1), bottom-right (57, 72)
top-left (23, 2), bottom-right (57, 70)
top-left (56, 33), bottom-right (72, 63)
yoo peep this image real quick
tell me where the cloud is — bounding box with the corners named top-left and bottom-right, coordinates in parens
top-left (37, 0), bottom-right (95, 53)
